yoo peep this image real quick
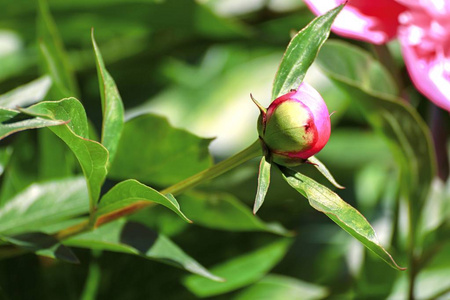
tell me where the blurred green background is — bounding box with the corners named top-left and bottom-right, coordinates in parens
top-left (0, 0), bottom-right (448, 299)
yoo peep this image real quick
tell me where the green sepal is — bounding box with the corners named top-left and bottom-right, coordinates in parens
top-left (307, 156), bottom-right (344, 189)
top-left (253, 155), bottom-right (271, 214)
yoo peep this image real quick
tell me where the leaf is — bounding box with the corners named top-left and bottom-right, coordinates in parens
top-left (95, 179), bottom-right (190, 223)
top-left (0, 177), bottom-right (89, 235)
top-left (307, 156), bottom-right (344, 189)
top-left (316, 40), bottom-right (435, 214)
top-left (0, 132), bottom-right (39, 205)
top-left (0, 76), bottom-right (52, 109)
top-left (253, 156), bottom-right (271, 214)
top-left (234, 274), bottom-right (329, 300)
top-left (109, 114), bottom-right (212, 186)
top-left (0, 146), bottom-right (12, 177)
top-left (0, 108), bottom-right (19, 123)
top-left (2, 232), bottom-right (79, 264)
top-left (179, 191), bottom-right (291, 236)
top-left (20, 98), bottom-right (109, 214)
top-left (37, 129), bottom-right (77, 180)
top-left (271, 4), bottom-right (344, 99)
top-left (37, 0), bottom-right (78, 98)
top-left (184, 239), bottom-right (291, 297)
top-left (279, 166), bottom-right (405, 271)
top-left (0, 108), bottom-right (66, 140)
top-left (64, 220), bottom-right (223, 281)
top-left (92, 30), bottom-right (124, 164)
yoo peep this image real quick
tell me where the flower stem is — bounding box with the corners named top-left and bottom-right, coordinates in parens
top-left (55, 140), bottom-right (262, 240)
top-left (161, 140), bottom-right (262, 196)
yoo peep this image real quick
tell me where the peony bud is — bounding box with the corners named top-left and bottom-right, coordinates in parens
top-left (256, 82), bottom-right (331, 167)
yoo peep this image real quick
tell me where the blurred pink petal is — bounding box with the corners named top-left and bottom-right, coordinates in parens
top-left (398, 9), bottom-right (450, 111)
top-left (395, 0), bottom-right (450, 18)
top-left (303, 0), bottom-right (407, 44)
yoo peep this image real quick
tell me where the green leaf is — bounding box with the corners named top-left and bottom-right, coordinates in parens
top-left (20, 98), bottom-right (109, 214)
top-left (0, 108), bottom-right (19, 123)
top-left (0, 132), bottom-right (38, 205)
top-left (0, 177), bottom-right (88, 235)
top-left (109, 114), bottom-right (212, 186)
top-left (0, 146), bottom-right (12, 177)
top-left (96, 179), bottom-right (190, 223)
top-left (37, 0), bottom-right (78, 98)
top-left (2, 232), bottom-right (79, 264)
top-left (0, 108), bottom-right (67, 140)
top-left (64, 219), bottom-right (223, 282)
top-left (184, 239), bottom-right (291, 297)
top-left (307, 156), bottom-right (344, 189)
top-left (279, 166), bottom-right (405, 271)
top-left (37, 129), bottom-right (77, 180)
top-left (179, 191), bottom-right (291, 235)
top-left (253, 156), bottom-right (271, 214)
top-left (271, 4), bottom-right (343, 99)
top-left (92, 30), bottom-right (124, 164)
top-left (0, 76), bottom-right (52, 108)
top-left (235, 274), bottom-right (329, 300)
top-left (316, 40), bottom-right (435, 214)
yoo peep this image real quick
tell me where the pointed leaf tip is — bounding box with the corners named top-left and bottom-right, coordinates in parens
top-left (307, 156), bottom-right (345, 189)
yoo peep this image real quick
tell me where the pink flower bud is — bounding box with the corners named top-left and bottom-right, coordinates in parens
top-left (257, 82), bottom-right (331, 166)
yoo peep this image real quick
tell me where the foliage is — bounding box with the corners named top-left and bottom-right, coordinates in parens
top-left (0, 0), bottom-right (448, 299)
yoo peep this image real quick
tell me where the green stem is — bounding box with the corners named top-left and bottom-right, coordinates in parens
top-left (56, 140), bottom-right (262, 240)
top-left (161, 140), bottom-right (262, 196)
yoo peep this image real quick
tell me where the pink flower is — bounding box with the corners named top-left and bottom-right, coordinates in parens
top-left (257, 82), bottom-right (331, 166)
top-left (304, 0), bottom-right (450, 112)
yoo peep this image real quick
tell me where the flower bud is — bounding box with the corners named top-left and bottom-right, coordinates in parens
top-left (256, 82), bottom-right (331, 166)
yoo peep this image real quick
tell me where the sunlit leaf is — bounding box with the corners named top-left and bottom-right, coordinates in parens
top-left (0, 108), bottom-right (66, 140)
top-left (96, 179), bottom-right (190, 224)
top-left (0, 177), bottom-right (88, 235)
top-left (280, 166), bottom-right (404, 271)
top-left (307, 156), bottom-right (344, 189)
top-left (92, 30), bottom-right (124, 164)
top-left (0, 76), bottom-right (52, 108)
top-left (272, 4), bottom-right (343, 99)
top-left (20, 98), bottom-right (109, 213)
top-left (253, 156), bottom-right (271, 214)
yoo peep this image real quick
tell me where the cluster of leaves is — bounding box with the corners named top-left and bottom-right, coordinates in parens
top-left (0, 0), bottom-right (449, 299)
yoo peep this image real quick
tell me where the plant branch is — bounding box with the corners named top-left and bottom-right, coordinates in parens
top-left (55, 140), bottom-right (262, 241)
